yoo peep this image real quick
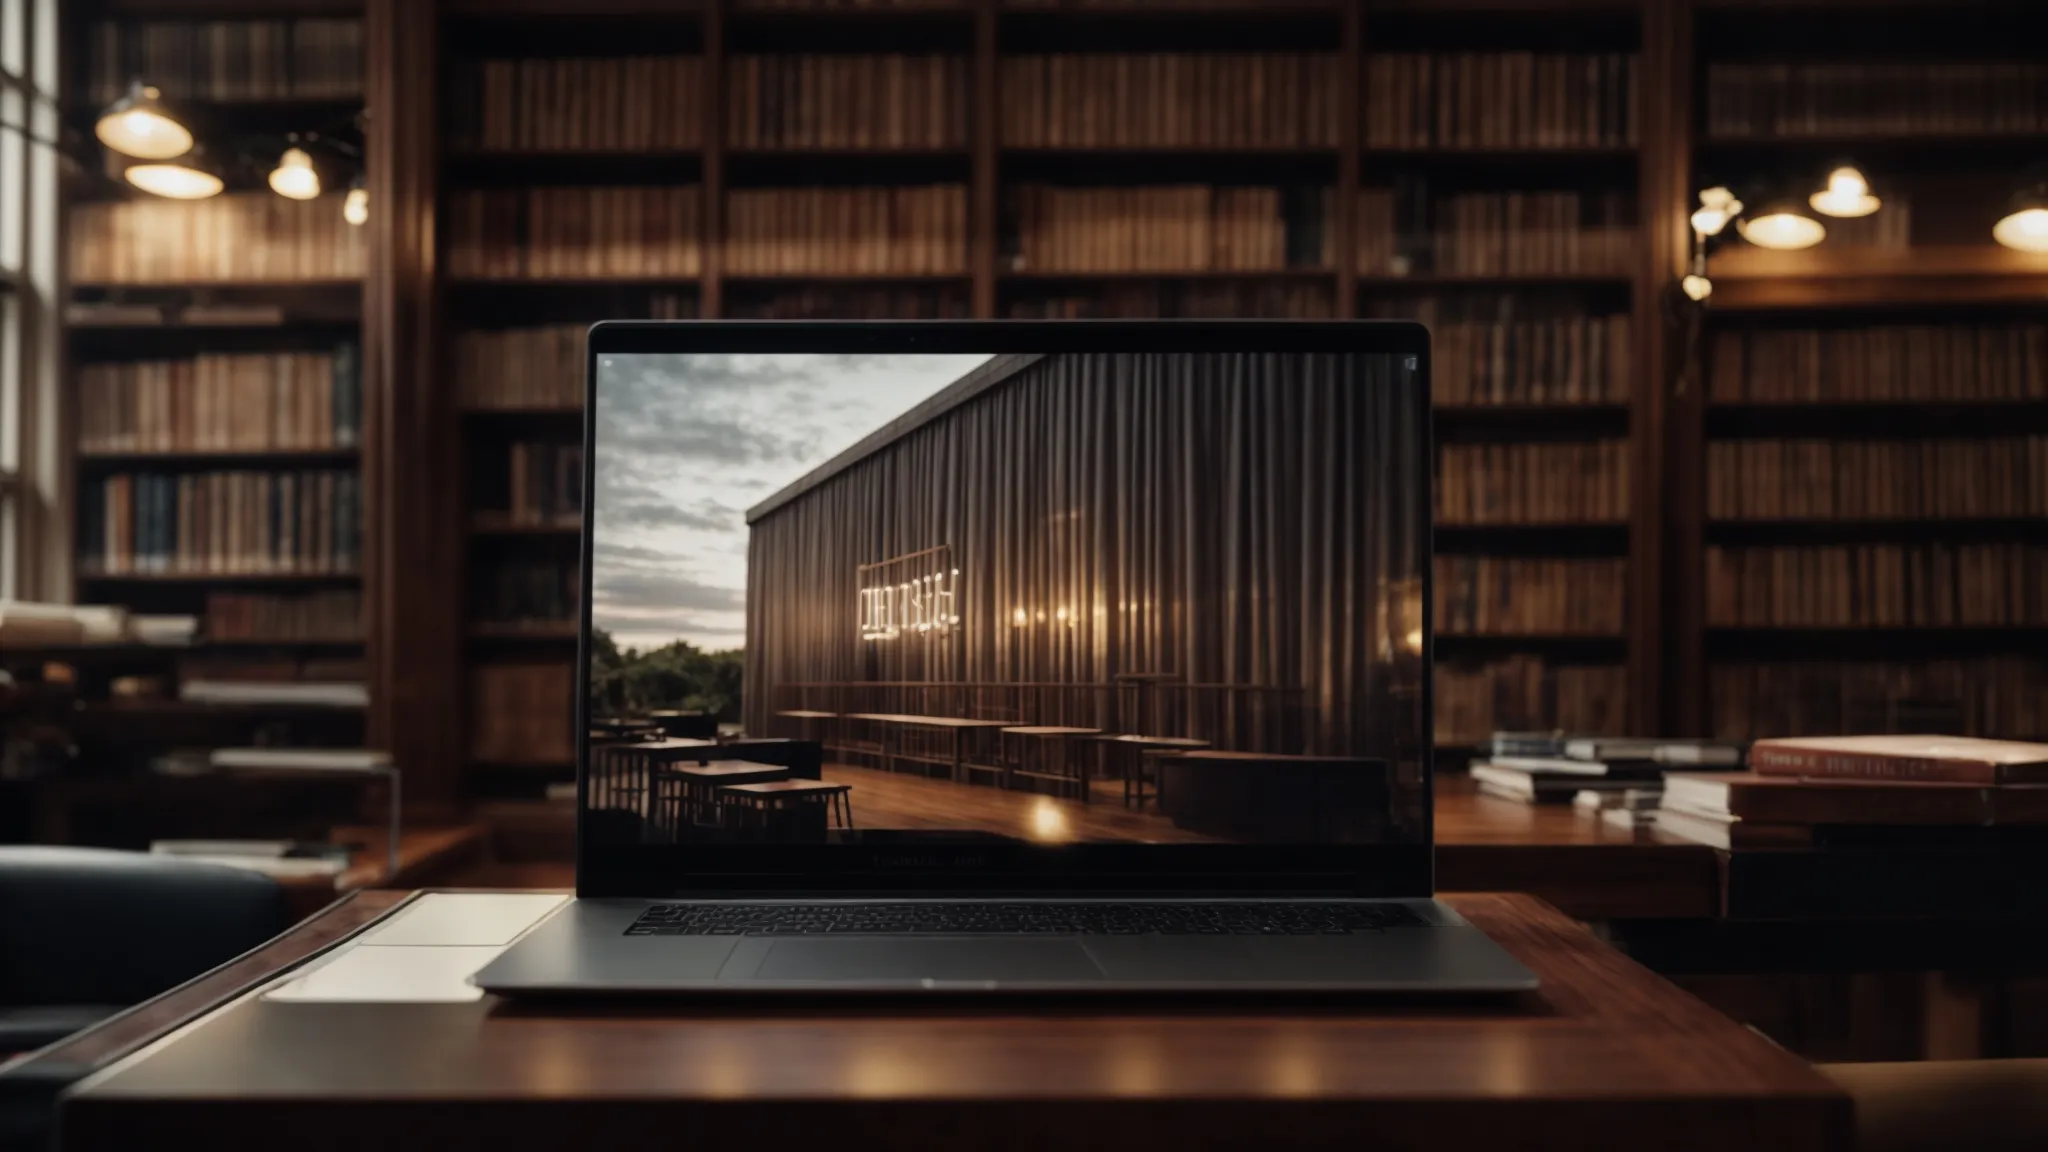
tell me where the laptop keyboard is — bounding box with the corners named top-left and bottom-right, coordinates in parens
top-left (626, 902), bottom-right (1427, 936)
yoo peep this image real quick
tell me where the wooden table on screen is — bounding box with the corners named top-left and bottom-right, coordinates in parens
top-left (46, 889), bottom-right (1849, 1152)
top-left (843, 713), bottom-right (1015, 783)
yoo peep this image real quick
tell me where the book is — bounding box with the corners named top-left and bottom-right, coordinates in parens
top-left (725, 186), bottom-right (967, 275)
top-left (455, 326), bottom-right (588, 412)
top-left (446, 187), bottom-right (703, 280)
top-left (1708, 437), bottom-right (2048, 522)
top-left (454, 55), bottom-right (703, 153)
top-left (1748, 736), bottom-right (2048, 786)
top-left (1434, 557), bottom-right (1626, 637)
top-left (180, 680), bottom-right (369, 707)
top-left (1652, 807), bottom-right (1813, 851)
top-left (1707, 61), bottom-right (2048, 141)
top-left (1469, 761), bottom-right (1641, 802)
top-left (1491, 731), bottom-right (1569, 759)
top-left (1436, 658), bottom-right (1626, 747)
top-left (472, 559), bottom-right (579, 630)
top-left (1706, 543), bottom-right (2048, 629)
top-left (79, 470), bottom-right (362, 577)
top-left (1708, 323), bottom-right (2047, 405)
top-left (78, 345), bottom-right (361, 454)
top-left (1363, 295), bottom-right (1630, 407)
top-left (209, 748), bottom-right (390, 773)
top-left (736, 287), bottom-right (971, 320)
top-left (69, 194), bottom-right (367, 284)
top-left (729, 56), bottom-right (967, 150)
top-left (1711, 658), bottom-right (2048, 744)
top-left (502, 442), bottom-right (584, 524)
top-left (1436, 441), bottom-right (1630, 525)
top-left (86, 17), bottom-right (363, 104)
top-left (1364, 52), bottom-right (1639, 150)
top-left (1659, 770), bottom-right (2048, 827)
top-left (1007, 185), bottom-right (1334, 274)
top-left (1573, 788), bottom-right (1662, 812)
top-left (205, 591), bottom-right (361, 644)
top-left (1566, 737), bottom-right (1663, 762)
top-left (1008, 281), bottom-right (1333, 319)
top-left (1358, 186), bottom-right (1637, 278)
top-left (130, 614), bottom-right (200, 646)
top-left (1489, 756), bottom-right (1663, 780)
top-left (1651, 741), bottom-right (1746, 768)
top-left (1001, 54), bottom-right (1341, 149)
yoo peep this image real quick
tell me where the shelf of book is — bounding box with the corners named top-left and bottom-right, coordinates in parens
top-left (77, 449), bottom-right (361, 467)
top-left (78, 572), bottom-right (362, 585)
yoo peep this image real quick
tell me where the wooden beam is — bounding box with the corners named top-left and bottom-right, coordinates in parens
top-left (364, 0), bottom-right (465, 818)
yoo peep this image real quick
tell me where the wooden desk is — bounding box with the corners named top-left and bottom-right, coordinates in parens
top-left (844, 713), bottom-right (1014, 783)
top-left (48, 889), bottom-right (1849, 1152)
top-left (1433, 774), bottom-right (1722, 921)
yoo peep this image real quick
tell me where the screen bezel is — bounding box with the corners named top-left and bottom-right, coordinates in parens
top-left (578, 320), bottom-right (1434, 898)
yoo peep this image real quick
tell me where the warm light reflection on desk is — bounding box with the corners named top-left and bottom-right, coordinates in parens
top-left (1263, 1034), bottom-right (1326, 1097)
top-left (1026, 796), bottom-right (1074, 843)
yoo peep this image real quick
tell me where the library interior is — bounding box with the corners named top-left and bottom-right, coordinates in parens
top-left (5, 1), bottom-right (2048, 1150)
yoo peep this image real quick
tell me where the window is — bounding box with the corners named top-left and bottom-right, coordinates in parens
top-left (0, 0), bottom-right (59, 602)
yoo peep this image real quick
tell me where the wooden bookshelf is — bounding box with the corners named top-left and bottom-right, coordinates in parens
top-left (55, 0), bottom-right (2048, 812)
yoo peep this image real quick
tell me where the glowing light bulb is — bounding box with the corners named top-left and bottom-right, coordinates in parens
top-left (268, 147), bottom-right (321, 200)
top-left (125, 162), bottom-right (223, 199)
top-left (1681, 274), bottom-right (1713, 302)
top-left (1994, 207), bottom-right (2048, 254)
top-left (343, 187), bottom-right (368, 226)
top-left (1808, 166), bottom-right (1879, 218)
top-left (1738, 207), bottom-right (1826, 251)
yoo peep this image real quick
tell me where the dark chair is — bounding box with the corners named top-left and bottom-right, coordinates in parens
top-left (0, 846), bottom-right (291, 1150)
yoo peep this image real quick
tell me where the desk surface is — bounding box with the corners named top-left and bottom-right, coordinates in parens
top-left (55, 889), bottom-right (1847, 1152)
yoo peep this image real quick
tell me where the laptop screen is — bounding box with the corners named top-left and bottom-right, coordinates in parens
top-left (585, 346), bottom-right (1429, 850)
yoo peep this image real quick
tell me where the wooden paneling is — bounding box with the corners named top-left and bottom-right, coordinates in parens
top-left (364, 0), bottom-right (464, 816)
top-left (737, 353), bottom-right (1428, 764)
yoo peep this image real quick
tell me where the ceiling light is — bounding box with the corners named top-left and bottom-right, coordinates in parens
top-left (343, 185), bottom-right (368, 226)
top-left (1691, 186), bottom-right (1742, 237)
top-left (268, 146), bottom-right (321, 200)
top-left (1993, 186), bottom-right (2048, 253)
top-left (1809, 165), bottom-right (1880, 218)
top-left (124, 150), bottom-right (224, 199)
top-left (95, 81), bottom-right (193, 160)
top-left (1738, 199), bottom-right (1827, 251)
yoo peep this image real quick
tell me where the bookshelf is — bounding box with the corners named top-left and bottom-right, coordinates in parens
top-left (1676, 0), bottom-right (2048, 744)
top-left (50, 1), bottom-right (374, 843)
top-left (51, 0), bottom-right (2048, 814)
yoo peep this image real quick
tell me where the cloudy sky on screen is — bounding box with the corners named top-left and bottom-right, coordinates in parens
top-left (590, 353), bottom-right (993, 652)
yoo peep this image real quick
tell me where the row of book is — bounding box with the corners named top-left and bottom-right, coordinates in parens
top-left (999, 54), bottom-right (1342, 149)
top-left (205, 591), bottom-right (362, 644)
top-left (455, 56), bottom-right (704, 153)
top-left (1706, 543), bottom-right (2048, 629)
top-left (1368, 301), bottom-right (1630, 407)
top-left (77, 347), bottom-right (362, 455)
top-left (1706, 62), bottom-right (2048, 140)
top-left (1707, 438), bottom-right (2048, 522)
top-left (80, 471), bottom-right (362, 577)
top-left (446, 188), bottom-right (703, 280)
top-left (471, 663), bottom-right (575, 764)
top-left (1436, 441), bottom-right (1631, 525)
top-left (1005, 186), bottom-right (1333, 273)
top-left (1468, 734), bottom-right (1738, 808)
top-left (1709, 659), bottom-right (2048, 744)
top-left (728, 186), bottom-right (968, 275)
top-left (1006, 283), bottom-right (1333, 319)
top-left (455, 327), bottom-right (585, 412)
top-left (730, 56), bottom-right (968, 150)
top-left (84, 18), bottom-right (362, 104)
top-left (1708, 325), bottom-right (2048, 404)
top-left (735, 288), bottom-right (971, 319)
top-left (69, 195), bottom-right (367, 284)
top-left (1434, 557), bottom-right (1626, 637)
top-left (1433, 658), bottom-right (1627, 747)
top-left (473, 560), bottom-right (579, 630)
top-left (1358, 189), bottom-right (1637, 279)
top-left (1363, 53), bottom-right (1639, 151)
top-left (504, 442), bottom-right (585, 525)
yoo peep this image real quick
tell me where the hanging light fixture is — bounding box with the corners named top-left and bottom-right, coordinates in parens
top-left (95, 81), bottom-right (194, 160)
top-left (123, 147), bottom-right (225, 199)
top-left (1690, 186), bottom-right (1743, 238)
top-left (343, 177), bottom-right (368, 226)
top-left (268, 144), bottom-right (321, 200)
top-left (1738, 197), bottom-right (1827, 251)
top-left (1993, 184), bottom-right (2048, 253)
top-left (1809, 165), bottom-right (1880, 218)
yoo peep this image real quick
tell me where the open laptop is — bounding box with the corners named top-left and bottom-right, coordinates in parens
top-left (474, 320), bottom-right (1537, 995)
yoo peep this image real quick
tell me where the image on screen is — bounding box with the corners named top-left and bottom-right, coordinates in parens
top-left (586, 350), bottom-right (1428, 847)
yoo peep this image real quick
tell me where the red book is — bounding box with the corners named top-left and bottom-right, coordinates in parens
top-left (1748, 736), bottom-right (2048, 786)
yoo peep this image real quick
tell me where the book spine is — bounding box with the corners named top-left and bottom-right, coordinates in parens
top-left (1749, 745), bottom-right (2001, 785)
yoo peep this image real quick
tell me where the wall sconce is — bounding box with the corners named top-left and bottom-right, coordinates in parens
top-left (1994, 183), bottom-right (2048, 253)
top-left (1809, 165), bottom-right (1879, 218)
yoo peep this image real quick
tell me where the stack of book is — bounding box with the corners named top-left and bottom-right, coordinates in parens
top-left (1468, 734), bottom-right (1743, 808)
top-left (504, 442), bottom-right (583, 525)
top-left (1363, 296), bottom-right (1631, 407)
top-left (85, 17), bottom-right (364, 104)
top-left (80, 470), bottom-right (362, 576)
top-left (205, 590), bottom-right (361, 644)
top-left (454, 326), bottom-right (588, 411)
top-left (1654, 735), bottom-right (2048, 850)
top-left (1356, 187), bottom-right (1636, 278)
top-left (731, 287), bottom-right (969, 320)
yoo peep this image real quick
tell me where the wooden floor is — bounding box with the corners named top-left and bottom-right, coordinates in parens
top-left (821, 761), bottom-right (1221, 843)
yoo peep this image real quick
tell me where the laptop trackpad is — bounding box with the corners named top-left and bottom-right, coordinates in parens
top-left (752, 938), bottom-right (1105, 984)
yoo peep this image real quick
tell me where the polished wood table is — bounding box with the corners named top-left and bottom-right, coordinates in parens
top-left (46, 889), bottom-right (1849, 1152)
top-left (1433, 774), bottom-right (1721, 921)
top-left (844, 713), bottom-right (1015, 783)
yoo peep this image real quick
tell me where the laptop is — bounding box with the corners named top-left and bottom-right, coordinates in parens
top-left (474, 320), bottom-right (1537, 995)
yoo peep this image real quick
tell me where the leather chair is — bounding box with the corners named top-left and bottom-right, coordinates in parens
top-left (0, 846), bottom-right (290, 1057)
